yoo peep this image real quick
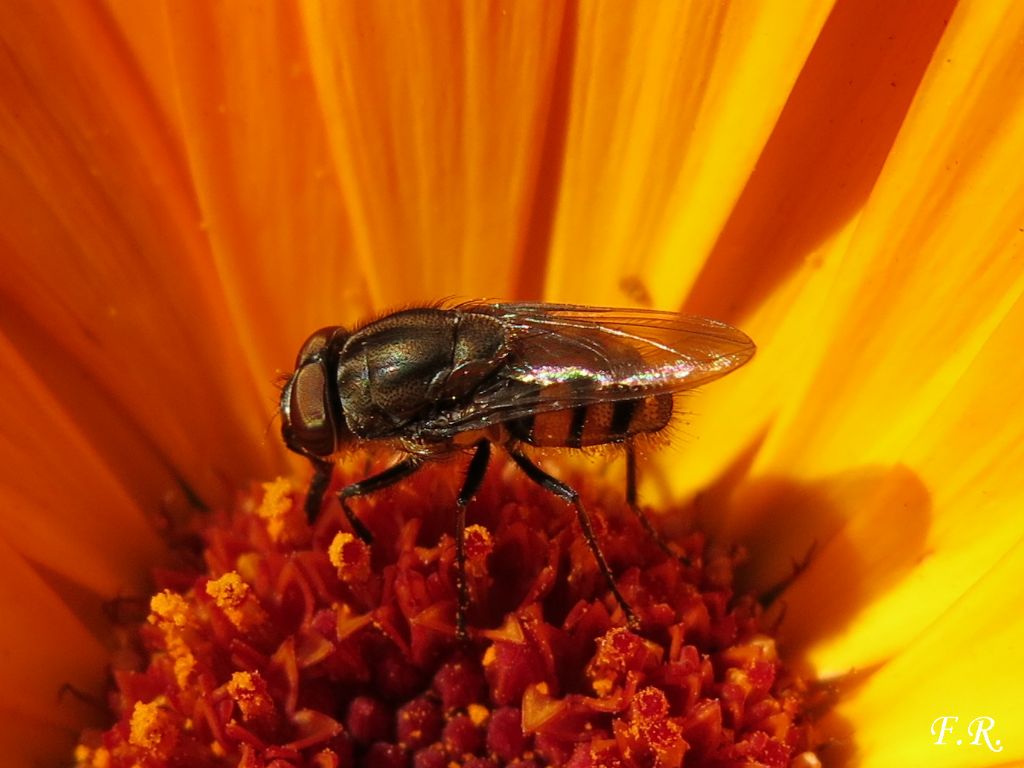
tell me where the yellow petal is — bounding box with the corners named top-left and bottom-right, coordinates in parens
top-left (778, 294), bottom-right (1024, 671)
top-left (837, 535), bottom-right (1024, 767)
top-left (761, 1), bottom-right (1024, 482)
top-left (684, 0), bottom-right (960, 321)
top-left (547, 0), bottom-right (834, 307)
top-left (749, 0), bottom-right (1024, 665)
top-left (649, 0), bottom-right (971, 496)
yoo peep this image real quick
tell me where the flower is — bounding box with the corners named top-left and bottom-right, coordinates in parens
top-left (1, 2), bottom-right (1023, 766)
top-left (73, 472), bottom-right (818, 767)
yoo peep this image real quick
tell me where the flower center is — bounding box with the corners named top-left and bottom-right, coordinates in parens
top-left (75, 461), bottom-right (822, 767)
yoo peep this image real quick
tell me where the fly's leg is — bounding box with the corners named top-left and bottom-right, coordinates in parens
top-left (759, 542), bottom-right (816, 608)
top-left (304, 458), bottom-right (336, 524)
top-left (624, 443), bottom-right (691, 565)
top-left (508, 448), bottom-right (641, 631)
top-left (454, 440), bottom-right (492, 640)
top-left (336, 457), bottom-right (424, 543)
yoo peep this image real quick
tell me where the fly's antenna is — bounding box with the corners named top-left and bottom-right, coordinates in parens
top-left (262, 370), bottom-right (291, 444)
top-left (262, 409), bottom-right (281, 444)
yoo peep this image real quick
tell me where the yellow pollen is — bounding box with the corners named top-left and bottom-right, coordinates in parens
top-left (226, 670), bottom-right (275, 723)
top-left (464, 523), bottom-right (493, 553)
top-left (256, 477), bottom-right (300, 541)
top-left (167, 636), bottom-right (196, 688)
top-left (329, 531), bottom-right (371, 581)
top-left (228, 670), bottom-right (256, 694)
top-left (148, 590), bottom-right (189, 627)
top-left (207, 571), bottom-right (248, 605)
top-left (146, 590), bottom-right (198, 687)
top-left (128, 699), bottom-right (166, 748)
top-left (591, 675), bottom-right (613, 697)
top-left (73, 744), bottom-right (111, 768)
top-left (206, 571), bottom-right (265, 629)
top-left (206, 573), bottom-right (246, 606)
top-left (328, 532), bottom-right (355, 567)
top-left (467, 702), bottom-right (490, 726)
top-left (463, 524), bottom-right (494, 578)
top-left (482, 645), bottom-right (497, 667)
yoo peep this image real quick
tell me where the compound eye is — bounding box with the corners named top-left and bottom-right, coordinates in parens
top-left (283, 362), bottom-right (336, 456)
top-left (295, 326), bottom-right (341, 367)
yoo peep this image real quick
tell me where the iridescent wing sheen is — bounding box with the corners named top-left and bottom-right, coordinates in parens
top-left (415, 302), bottom-right (755, 437)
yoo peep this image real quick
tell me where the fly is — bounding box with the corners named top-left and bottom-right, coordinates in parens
top-left (279, 302), bottom-right (755, 637)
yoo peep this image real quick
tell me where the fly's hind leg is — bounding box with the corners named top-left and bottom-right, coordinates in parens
top-left (336, 457), bottom-right (424, 542)
top-left (625, 443), bottom-right (691, 565)
top-left (508, 448), bottom-right (640, 631)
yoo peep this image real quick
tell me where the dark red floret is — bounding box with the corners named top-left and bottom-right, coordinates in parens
top-left (74, 463), bottom-right (819, 768)
top-left (396, 696), bottom-right (443, 750)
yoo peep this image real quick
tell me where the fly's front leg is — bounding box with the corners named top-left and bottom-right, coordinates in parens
top-left (304, 458), bottom-right (335, 524)
top-left (508, 448), bottom-right (640, 632)
top-left (337, 457), bottom-right (424, 543)
top-left (455, 440), bottom-right (491, 640)
top-left (624, 443), bottom-right (691, 565)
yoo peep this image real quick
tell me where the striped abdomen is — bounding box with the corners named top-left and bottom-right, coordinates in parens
top-left (507, 394), bottom-right (673, 448)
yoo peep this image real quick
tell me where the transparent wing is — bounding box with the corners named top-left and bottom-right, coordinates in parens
top-left (417, 302), bottom-right (755, 436)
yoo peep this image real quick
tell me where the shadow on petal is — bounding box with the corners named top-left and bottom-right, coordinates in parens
top-left (729, 465), bottom-right (930, 657)
top-left (685, 460), bottom-right (931, 766)
top-left (685, 0), bottom-right (958, 321)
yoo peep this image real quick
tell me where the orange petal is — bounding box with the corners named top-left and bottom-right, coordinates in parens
top-left (0, 536), bottom-right (108, 762)
top-left (302, 1), bottom-right (567, 304)
top-left (734, 0), bottom-right (1024, 670)
top-left (0, 333), bottom-right (164, 592)
top-left (0, 3), bottom-right (280, 505)
top-left (153, 3), bottom-right (373, 367)
top-left (684, 0), bottom-right (957, 322)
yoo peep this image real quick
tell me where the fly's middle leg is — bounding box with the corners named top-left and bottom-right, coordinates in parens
top-left (455, 440), bottom-right (492, 640)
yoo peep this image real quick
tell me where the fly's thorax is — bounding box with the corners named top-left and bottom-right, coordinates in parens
top-left (337, 308), bottom-right (508, 441)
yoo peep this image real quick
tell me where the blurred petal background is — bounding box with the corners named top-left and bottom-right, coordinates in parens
top-left (1, 1), bottom-right (1022, 766)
